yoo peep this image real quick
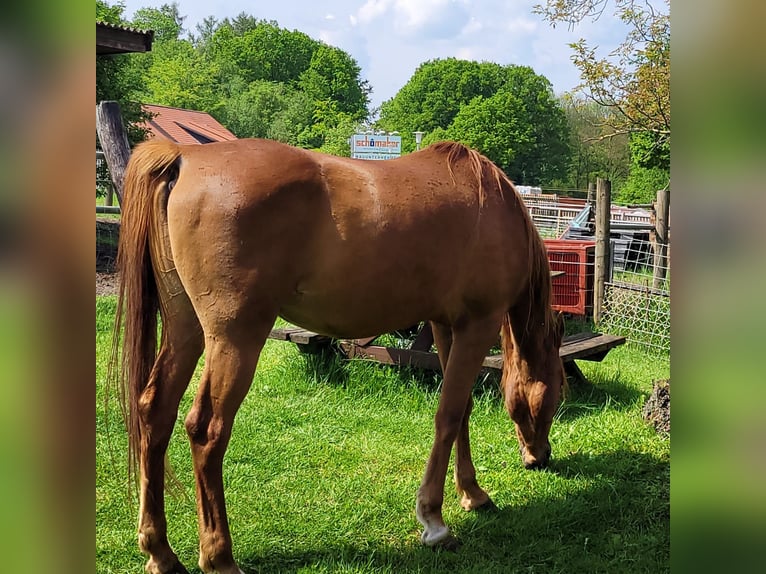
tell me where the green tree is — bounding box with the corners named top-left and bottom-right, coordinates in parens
top-left (131, 2), bottom-right (185, 43)
top-left (99, 2), bottom-right (371, 150)
top-left (560, 95), bottom-right (630, 189)
top-left (299, 44), bottom-right (370, 120)
top-left (534, 0), bottom-right (669, 196)
top-left (267, 90), bottom-right (315, 145)
top-left (96, 0), bottom-right (150, 144)
top-left (381, 60), bottom-right (570, 184)
top-left (378, 58), bottom-right (508, 150)
top-left (618, 131), bottom-right (669, 203)
top-left (142, 39), bottom-right (218, 111)
top-left (317, 111), bottom-right (358, 157)
top-left (215, 79), bottom-right (313, 142)
top-left (206, 19), bottom-right (317, 87)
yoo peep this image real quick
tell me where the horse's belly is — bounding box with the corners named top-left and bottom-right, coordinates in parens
top-left (278, 281), bottom-right (441, 340)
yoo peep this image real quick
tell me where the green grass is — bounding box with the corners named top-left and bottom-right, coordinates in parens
top-left (97, 296), bottom-right (669, 573)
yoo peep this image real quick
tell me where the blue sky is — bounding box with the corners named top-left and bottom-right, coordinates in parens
top-left (118, 0), bottom-right (634, 109)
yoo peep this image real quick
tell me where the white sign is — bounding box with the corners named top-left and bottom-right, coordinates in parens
top-left (351, 133), bottom-right (401, 160)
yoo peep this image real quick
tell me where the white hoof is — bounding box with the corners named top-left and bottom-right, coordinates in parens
top-left (420, 524), bottom-right (451, 546)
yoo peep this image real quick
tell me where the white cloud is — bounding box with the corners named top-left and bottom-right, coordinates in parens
top-left (354, 0), bottom-right (469, 39)
top-left (460, 17), bottom-right (483, 36)
top-left (506, 17), bottom-right (537, 35)
top-left (356, 0), bottom-right (391, 26)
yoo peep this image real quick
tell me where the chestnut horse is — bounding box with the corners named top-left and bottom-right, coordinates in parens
top-left (112, 138), bottom-right (564, 574)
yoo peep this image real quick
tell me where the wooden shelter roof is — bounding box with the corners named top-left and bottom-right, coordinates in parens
top-left (97, 21), bottom-right (154, 55)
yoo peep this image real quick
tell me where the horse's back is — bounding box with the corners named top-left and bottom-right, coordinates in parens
top-left (165, 139), bottom-right (531, 338)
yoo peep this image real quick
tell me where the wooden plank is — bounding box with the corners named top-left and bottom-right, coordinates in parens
top-left (560, 333), bottom-right (625, 362)
top-left (483, 332), bottom-right (624, 371)
top-left (482, 355), bottom-right (504, 370)
top-left (268, 327), bottom-right (625, 375)
top-left (564, 361), bottom-right (588, 384)
top-left (289, 330), bottom-right (331, 345)
top-left (351, 336), bottom-right (378, 347)
top-left (562, 331), bottom-right (600, 344)
top-left (268, 327), bottom-right (304, 341)
top-left (339, 342), bottom-right (442, 371)
top-left (410, 322), bottom-right (434, 351)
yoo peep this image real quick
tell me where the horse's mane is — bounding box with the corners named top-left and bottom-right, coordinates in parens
top-left (430, 141), bottom-right (554, 339)
top-left (430, 141), bottom-right (491, 206)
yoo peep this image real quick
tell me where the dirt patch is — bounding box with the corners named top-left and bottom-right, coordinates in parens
top-left (643, 379), bottom-right (670, 435)
top-left (97, 272), bottom-right (119, 296)
top-left (97, 218), bottom-right (120, 296)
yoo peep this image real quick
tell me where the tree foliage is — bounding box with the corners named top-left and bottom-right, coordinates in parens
top-left (534, 0), bottom-right (669, 166)
top-left (560, 95), bottom-right (630, 190)
top-left (96, 1), bottom-right (371, 151)
top-left (379, 59), bottom-right (570, 185)
top-left (378, 58), bottom-right (508, 142)
top-left (96, 0), bottom-right (150, 144)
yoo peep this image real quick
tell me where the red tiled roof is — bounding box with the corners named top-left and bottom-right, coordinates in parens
top-left (141, 104), bottom-right (237, 145)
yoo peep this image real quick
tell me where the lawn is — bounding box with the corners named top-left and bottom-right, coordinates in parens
top-left (96, 296), bottom-right (669, 573)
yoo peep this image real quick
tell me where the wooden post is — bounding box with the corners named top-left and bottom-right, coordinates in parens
top-left (593, 178), bottom-right (611, 324)
top-left (587, 181), bottom-right (595, 206)
top-left (96, 101), bottom-right (131, 207)
top-left (652, 187), bottom-right (670, 289)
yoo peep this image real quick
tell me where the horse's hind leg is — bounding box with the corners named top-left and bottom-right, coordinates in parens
top-left (417, 315), bottom-right (502, 547)
top-left (138, 316), bottom-right (203, 574)
top-left (184, 318), bottom-right (273, 574)
top-left (430, 322), bottom-right (495, 513)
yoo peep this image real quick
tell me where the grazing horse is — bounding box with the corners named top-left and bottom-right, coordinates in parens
top-left (111, 138), bottom-right (564, 574)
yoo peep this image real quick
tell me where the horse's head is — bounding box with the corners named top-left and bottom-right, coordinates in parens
top-left (502, 311), bottom-right (565, 470)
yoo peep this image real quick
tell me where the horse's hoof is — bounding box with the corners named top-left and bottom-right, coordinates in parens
top-left (420, 523), bottom-right (460, 549)
top-left (144, 559), bottom-right (190, 574)
top-left (475, 498), bottom-right (499, 513)
top-left (460, 495), bottom-right (499, 512)
top-left (431, 533), bottom-right (461, 551)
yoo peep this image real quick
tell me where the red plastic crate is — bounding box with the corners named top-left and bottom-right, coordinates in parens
top-left (544, 239), bottom-right (596, 316)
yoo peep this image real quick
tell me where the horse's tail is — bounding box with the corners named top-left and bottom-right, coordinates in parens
top-left (109, 139), bottom-right (182, 485)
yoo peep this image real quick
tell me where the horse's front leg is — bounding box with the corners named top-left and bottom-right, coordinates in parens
top-left (454, 395), bottom-right (497, 512)
top-left (416, 315), bottom-right (501, 548)
top-left (184, 327), bottom-right (267, 574)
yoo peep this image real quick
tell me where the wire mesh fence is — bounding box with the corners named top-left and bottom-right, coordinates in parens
top-left (522, 192), bottom-right (670, 355)
top-left (600, 236), bottom-right (670, 354)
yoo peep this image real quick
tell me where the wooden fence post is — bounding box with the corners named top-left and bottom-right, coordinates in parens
top-left (593, 178), bottom-right (611, 324)
top-left (587, 181), bottom-right (595, 206)
top-left (96, 101), bottom-right (131, 207)
top-left (652, 187), bottom-right (670, 289)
